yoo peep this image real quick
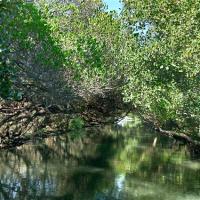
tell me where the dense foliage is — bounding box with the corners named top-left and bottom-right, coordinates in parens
top-left (1, 0), bottom-right (200, 139)
top-left (0, 0), bottom-right (73, 105)
top-left (122, 0), bottom-right (200, 135)
top-left (36, 0), bottom-right (127, 91)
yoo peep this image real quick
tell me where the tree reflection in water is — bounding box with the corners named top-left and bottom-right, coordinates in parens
top-left (0, 126), bottom-right (200, 200)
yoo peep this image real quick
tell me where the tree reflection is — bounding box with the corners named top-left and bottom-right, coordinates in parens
top-left (0, 126), bottom-right (200, 200)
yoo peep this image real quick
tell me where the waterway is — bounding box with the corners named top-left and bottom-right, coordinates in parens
top-left (0, 124), bottom-right (200, 200)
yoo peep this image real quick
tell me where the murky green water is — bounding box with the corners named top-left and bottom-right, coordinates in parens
top-left (0, 125), bottom-right (200, 200)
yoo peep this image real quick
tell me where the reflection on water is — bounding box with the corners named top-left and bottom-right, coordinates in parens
top-left (0, 126), bottom-right (200, 200)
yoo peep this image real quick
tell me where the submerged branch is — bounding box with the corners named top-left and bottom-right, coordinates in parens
top-left (156, 127), bottom-right (200, 148)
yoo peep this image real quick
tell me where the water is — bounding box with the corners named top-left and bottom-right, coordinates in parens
top-left (0, 125), bottom-right (200, 200)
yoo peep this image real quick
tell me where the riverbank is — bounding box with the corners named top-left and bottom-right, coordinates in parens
top-left (0, 88), bottom-right (126, 148)
top-left (1, 100), bottom-right (200, 154)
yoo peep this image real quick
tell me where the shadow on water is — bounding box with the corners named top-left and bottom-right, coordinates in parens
top-left (0, 125), bottom-right (200, 200)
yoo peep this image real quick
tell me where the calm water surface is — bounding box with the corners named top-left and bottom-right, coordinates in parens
top-left (0, 125), bottom-right (200, 200)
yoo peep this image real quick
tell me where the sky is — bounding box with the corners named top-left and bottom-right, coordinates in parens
top-left (103, 0), bottom-right (122, 12)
